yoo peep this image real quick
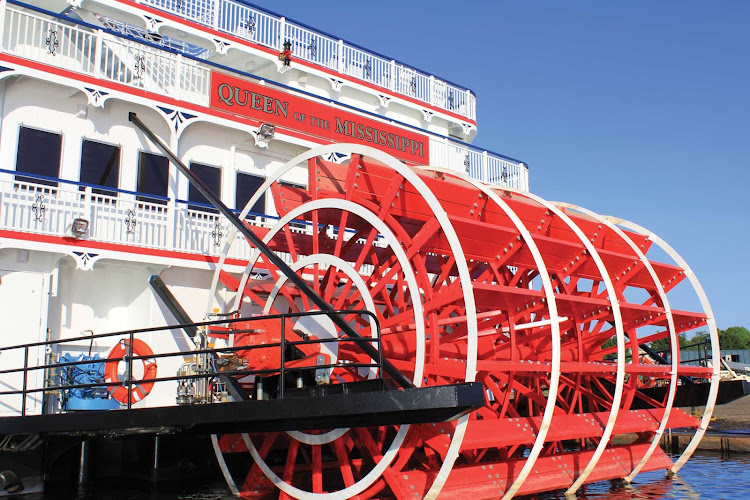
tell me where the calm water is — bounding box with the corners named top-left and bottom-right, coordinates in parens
top-left (30, 452), bottom-right (749, 499)
top-left (536, 452), bottom-right (749, 499)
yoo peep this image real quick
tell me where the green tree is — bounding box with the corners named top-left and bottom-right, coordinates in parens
top-left (649, 333), bottom-right (688, 354)
top-left (718, 326), bottom-right (750, 350)
top-left (684, 330), bottom-right (709, 350)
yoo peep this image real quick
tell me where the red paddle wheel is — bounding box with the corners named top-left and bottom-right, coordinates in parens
top-left (207, 145), bottom-right (719, 499)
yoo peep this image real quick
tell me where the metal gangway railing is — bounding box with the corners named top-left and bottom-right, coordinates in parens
top-left (0, 309), bottom-right (383, 416)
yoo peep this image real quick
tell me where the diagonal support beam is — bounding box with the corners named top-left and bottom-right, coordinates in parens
top-left (129, 113), bottom-right (413, 389)
top-left (149, 274), bottom-right (248, 402)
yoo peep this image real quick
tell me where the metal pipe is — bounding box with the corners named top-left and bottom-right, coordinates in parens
top-left (153, 435), bottom-right (160, 470)
top-left (129, 112), bottom-right (413, 389)
top-left (78, 439), bottom-right (91, 484)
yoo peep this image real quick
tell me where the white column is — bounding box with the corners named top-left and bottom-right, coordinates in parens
top-left (59, 127), bottom-right (82, 184)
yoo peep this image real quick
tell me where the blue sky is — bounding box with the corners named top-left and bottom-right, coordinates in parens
top-left (255, 1), bottom-right (749, 330)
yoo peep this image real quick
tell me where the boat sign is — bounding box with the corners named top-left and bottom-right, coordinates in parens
top-left (211, 72), bottom-right (429, 163)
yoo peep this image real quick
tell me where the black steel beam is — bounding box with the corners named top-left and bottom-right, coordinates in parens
top-left (149, 275), bottom-right (247, 402)
top-left (639, 342), bottom-right (694, 385)
top-left (149, 275), bottom-right (198, 339)
top-left (632, 379), bottom-right (750, 409)
top-left (129, 113), bottom-right (414, 389)
top-left (0, 382), bottom-right (484, 436)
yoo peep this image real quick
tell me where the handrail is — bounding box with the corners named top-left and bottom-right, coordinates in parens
top-left (0, 309), bottom-right (384, 412)
top-left (140, 0), bottom-right (475, 118)
top-left (0, 168), bottom-right (169, 202)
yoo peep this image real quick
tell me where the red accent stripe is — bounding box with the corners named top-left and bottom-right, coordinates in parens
top-left (0, 52), bottom-right (320, 144)
top-left (0, 53), bottom-right (422, 166)
top-left (0, 229), bottom-right (250, 267)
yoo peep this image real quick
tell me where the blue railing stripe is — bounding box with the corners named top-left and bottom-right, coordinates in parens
top-left (0, 168), bottom-right (169, 202)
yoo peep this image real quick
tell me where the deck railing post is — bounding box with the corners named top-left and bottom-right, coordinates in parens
top-left (0, 0), bottom-right (8, 52)
top-left (127, 331), bottom-right (134, 410)
top-left (212, 0), bottom-right (221, 31)
top-left (175, 53), bottom-right (183, 100)
top-left (94, 29), bottom-right (103, 79)
top-left (378, 315), bottom-right (383, 377)
top-left (482, 150), bottom-right (489, 183)
top-left (390, 59), bottom-right (396, 90)
top-left (21, 346), bottom-right (28, 416)
top-left (337, 39), bottom-right (344, 73)
top-left (83, 185), bottom-right (93, 223)
top-left (279, 315), bottom-right (285, 399)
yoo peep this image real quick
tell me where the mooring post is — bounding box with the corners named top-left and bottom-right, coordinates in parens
top-left (78, 439), bottom-right (92, 484)
top-left (151, 435), bottom-right (161, 481)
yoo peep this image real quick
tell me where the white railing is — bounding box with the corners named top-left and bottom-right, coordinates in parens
top-left (0, 5), bottom-right (525, 190)
top-left (3, 7), bottom-right (97, 74)
top-left (88, 190), bottom-right (170, 250)
top-left (141, 0), bottom-right (477, 120)
top-left (2, 6), bottom-right (210, 106)
top-left (429, 138), bottom-right (529, 191)
top-left (0, 162), bottom-right (529, 270)
top-left (95, 13), bottom-right (212, 59)
top-left (146, 0), bottom-right (216, 26)
top-left (0, 173), bottom-right (262, 259)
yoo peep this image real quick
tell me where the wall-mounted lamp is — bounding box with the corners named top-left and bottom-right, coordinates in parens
top-left (254, 123), bottom-right (276, 148)
top-left (70, 218), bottom-right (90, 239)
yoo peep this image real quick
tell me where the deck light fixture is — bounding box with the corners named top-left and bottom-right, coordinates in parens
top-left (70, 217), bottom-right (90, 239)
top-left (258, 123), bottom-right (275, 141)
top-left (254, 123), bottom-right (276, 148)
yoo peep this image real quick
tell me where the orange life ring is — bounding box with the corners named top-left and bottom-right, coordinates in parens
top-left (105, 338), bottom-right (158, 404)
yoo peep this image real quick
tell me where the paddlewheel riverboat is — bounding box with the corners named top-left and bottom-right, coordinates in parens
top-left (0, 0), bottom-right (735, 498)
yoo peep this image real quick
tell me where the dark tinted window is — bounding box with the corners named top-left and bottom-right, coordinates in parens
top-left (279, 180), bottom-right (305, 190)
top-left (137, 151), bottom-right (169, 203)
top-left (80, 140), bottom-right (120, 194)
top-left (188, 162), bottom-right (221, 211)
top-left (15, 127), bottom-right (62, 186)
top-left (235, 172), bottom-right (265, 215)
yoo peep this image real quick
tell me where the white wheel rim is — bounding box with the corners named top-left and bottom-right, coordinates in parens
top-left (209, 144), bottom-right (478, 499)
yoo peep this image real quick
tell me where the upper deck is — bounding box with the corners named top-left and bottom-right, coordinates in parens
top-left (0, 0), bottom-right (529, 270)
top-left (30, 0), bottom-right (478, 141)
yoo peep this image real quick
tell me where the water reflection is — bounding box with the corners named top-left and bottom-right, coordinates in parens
top-left (32, 452), bottom-right (750, 499)
top-left (531, 453), bottom-right (750, 499)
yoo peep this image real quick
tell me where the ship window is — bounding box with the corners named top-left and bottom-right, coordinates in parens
top-left (235, 172), bottom-right (265, 215)
top-left (279, 180), bottom-right (305, 190)
top-left (137, 151), bottom-right (169, 203)
top-left (80, 140), bottom-right (120, 195)
top-left (188, 162), bottom-right (221, 212)
top-left (15, 126), bottom-right (62, 187)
